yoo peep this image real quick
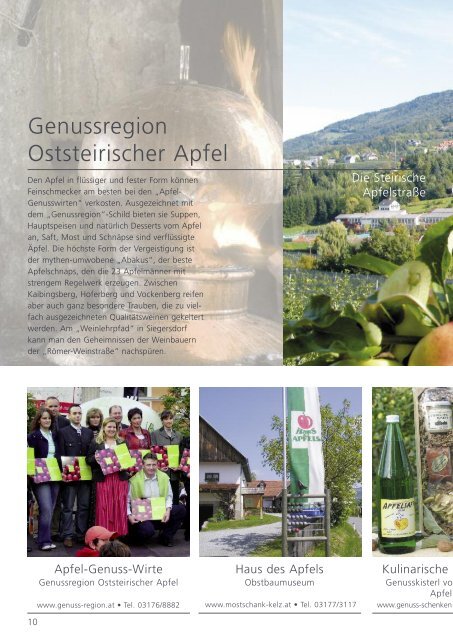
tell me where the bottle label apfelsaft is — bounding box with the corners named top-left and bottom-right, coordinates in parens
top-left (380, 499), bottom-right (416, 537)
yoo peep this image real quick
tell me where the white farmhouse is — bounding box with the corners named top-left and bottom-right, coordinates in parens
top-left (362, 152), bottom-right (378, 161)
top-left (343, 154), bottom-right (359, 164)
top-left (378, 198), bottom-right (401, 211)
top-left (199, 416), bottom-right (252, 525)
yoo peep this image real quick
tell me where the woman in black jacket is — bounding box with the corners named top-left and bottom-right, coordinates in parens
top-left (180, 435), bottom-right (190, 541)
top-left (27, 407), bottom-right (60, 550)
top-left (85, 407), bottom-right (104, 525)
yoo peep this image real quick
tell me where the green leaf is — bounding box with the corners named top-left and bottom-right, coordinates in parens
top-left (446, 283), bottom-right (453, 317)
top-left (283, 333), bottom-right (336, 358)
top-left (297, 354), bottom-right (341, 366)
top-left (361, 293), bottom-right (397, 330)
top-left (342, 305), bottom-right (382, 346)
top-left (342, 346), bottom-right (383, 359)
top-left (423, 506), bottom-right (443, 535)
top-left (394, 304), bottom-right (435, 338)
top-left (317, 317), bottom-right (371, 351)
top-left (302, 295), bottom-right (341, 327)
top-left (283, 290), bottom-right (386, 361)
top-left (347, 253), bottom-right (398, 276)
top-left (284, 314), bottom-right (379, 359)
top-left (417, 216), bottom-right (453, 286)
top-left (431, 282), bottom-right (449, 315)
top-left (284, 319), bottom-right (312, 338)
top-left (377, 261), bottom-right (431, 306)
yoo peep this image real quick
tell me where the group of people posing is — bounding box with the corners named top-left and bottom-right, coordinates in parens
top-left (27, 397), bottom-right (189, 553)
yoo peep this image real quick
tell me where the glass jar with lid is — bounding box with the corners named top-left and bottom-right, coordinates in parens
top-left (424, 401), bottom-right (453, 433)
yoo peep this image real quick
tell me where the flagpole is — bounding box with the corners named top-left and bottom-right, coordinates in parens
top-left (282, 386), bottom-right (288, 557)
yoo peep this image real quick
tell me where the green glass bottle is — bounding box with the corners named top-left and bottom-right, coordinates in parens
top-left (377, 414), bottom-right (416, 554)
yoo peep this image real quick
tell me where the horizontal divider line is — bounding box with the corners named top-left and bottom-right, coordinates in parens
top-left (27, 167), bottom-right (282, 171)
top-left (26, 167), bottom-right (398, 171)
top-left (27, 611), bottom-right (190, 615)
top-left (199, 611), bottom-right (362, 615)
top-left (372, 612), bottom-right (452, 615)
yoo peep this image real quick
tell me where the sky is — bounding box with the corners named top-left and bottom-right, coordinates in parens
top-left (284, 0), bottom-right (453, 139)
top-left (199, 387), bottom-right (361, 480)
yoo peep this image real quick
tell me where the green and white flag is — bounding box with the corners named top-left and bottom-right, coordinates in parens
top-left (288, 388), bottom-right (324, 498)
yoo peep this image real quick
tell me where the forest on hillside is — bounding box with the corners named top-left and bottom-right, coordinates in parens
top-left (284, 90), bottom-right (453, 158)
top-left (283, 149), bottom-right (453, 228)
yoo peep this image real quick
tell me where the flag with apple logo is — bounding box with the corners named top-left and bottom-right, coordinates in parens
top-left (288, 387), bottom-right (324, 500)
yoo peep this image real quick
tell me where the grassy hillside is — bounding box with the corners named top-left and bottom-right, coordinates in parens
top-left (285, 90), bottom-right (453, 157)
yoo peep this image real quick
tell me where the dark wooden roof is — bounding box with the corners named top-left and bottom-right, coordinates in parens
top-left (199, 483), bottom-right (239, 491)
top-left (199, 416), bottom-right (252, 481)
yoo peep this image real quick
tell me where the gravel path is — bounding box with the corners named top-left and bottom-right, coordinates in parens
top-left (348, 517), bottom-right (362, 537)
top-left (200, 519), bottom-right (282, 557)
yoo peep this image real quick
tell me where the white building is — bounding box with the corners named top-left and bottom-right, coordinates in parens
top-left (247, 480), bottom-right (284, 511)
top-left (343, 154), bottom-right (359, 164)
top-left (377, 198), bottom-right (400, 211)
top-left (336, 199), bottom-right (415, 228)
top-left (199, 416), bottom-right (252, 524)
top-left (362, 152), bottom-right (378, 161)
top-left (336, 201), bottom-right (453, 230)
top-left (419, 209), bottom-right (453, 224)
top-left (284, 158), bottom-right (302, 167)
top-left (302, 155), bottom-right (324, 168)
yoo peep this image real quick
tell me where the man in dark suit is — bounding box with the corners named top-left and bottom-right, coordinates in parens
top-left (109, 404), bottom-right (128, 431)
top-left (45, 396), bottom-right (70, 537)
top-left (45, 396), bottom-right (70, 432)
top-left (150, 411), bottom-right (182, 506)
top-left (56, 404), bottom-right (93, 547)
